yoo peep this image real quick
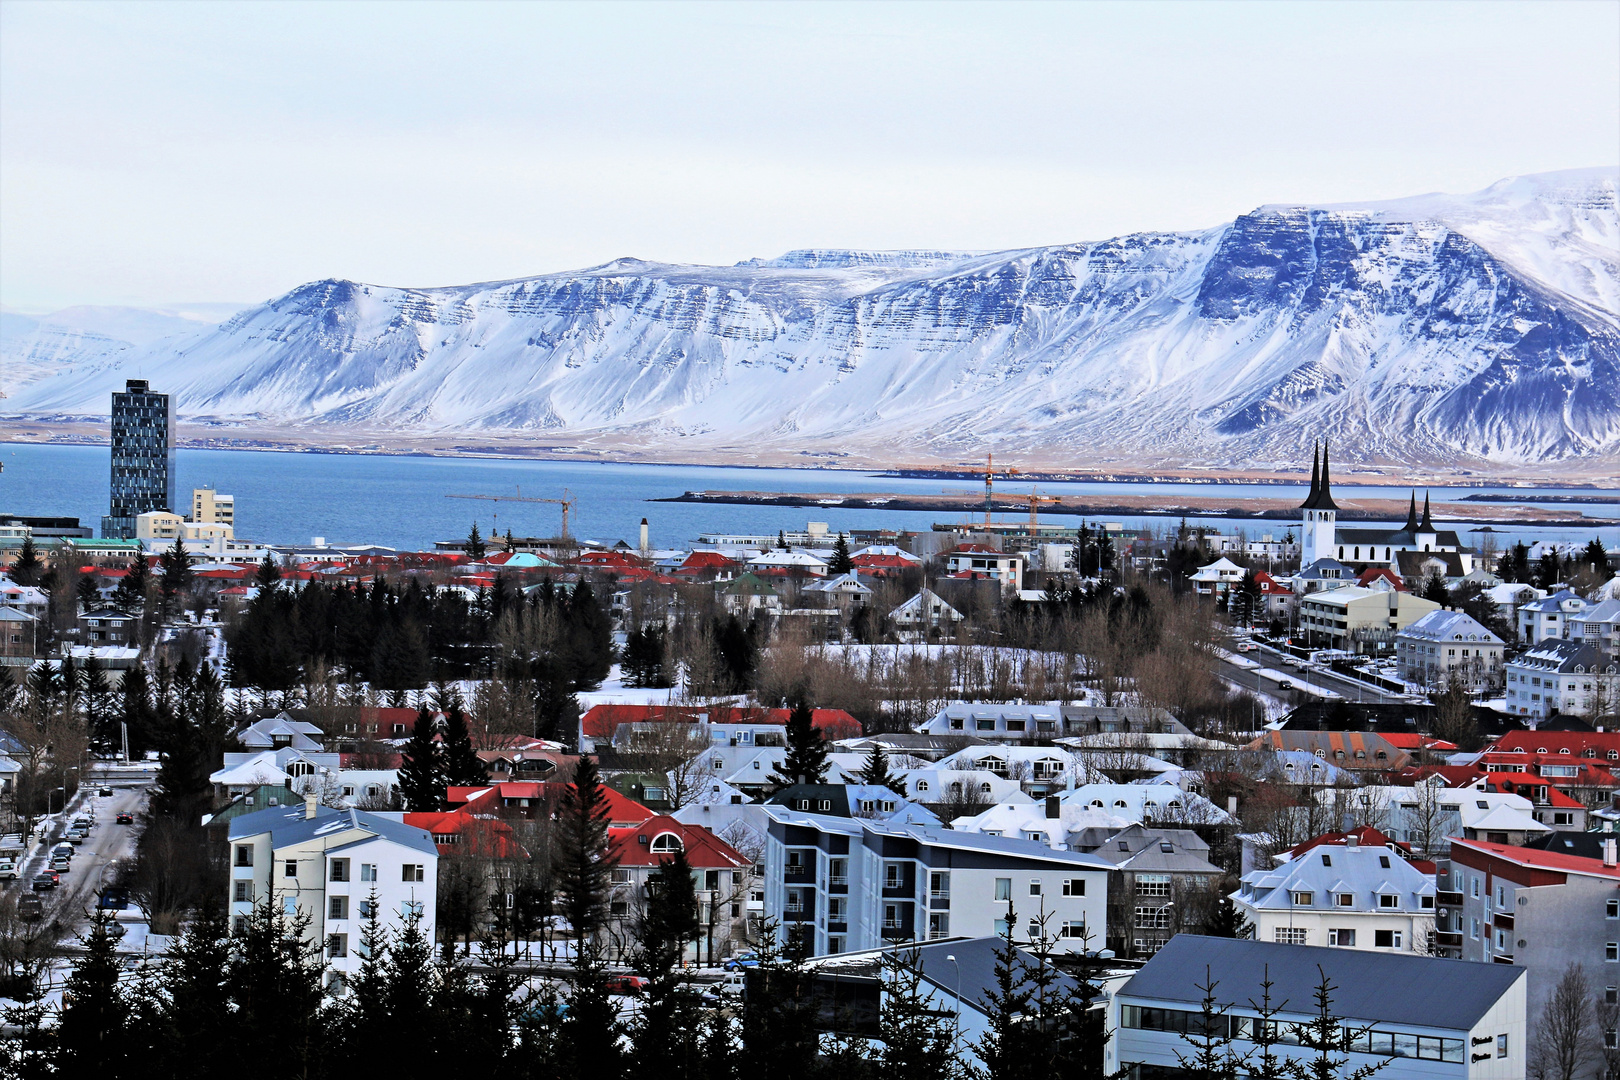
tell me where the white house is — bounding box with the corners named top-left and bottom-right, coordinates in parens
top-left (1187, 557), bottom-right (1245, 597)
top-left (746, 550), bottom-right (829, 577)
top-left (952, 799), bottom-right (1133, 850)
top-left (1395, 609), bottom-right (1505, 691)
top-left (887, 588), bottom-right (963, 641)
top-left (933, 745), bottom-right (1096, 792)
top-left (1057, 783), bottom-right (1236, 827)
top-left (1233, 837), bottom-right (1436, 952)
top-left (1517, 589), bottom-right (1590, 646)
top-left (895, 767), bottom-right (1032, 807)
top-left (1503, 639), bottom-right (1613, 721)
top-left (918, 701), bottom-right (1064, 739)
top-left (943, 545), bottom-right (1023, 592)
top-left (227, 795), bottom-right (439, 988)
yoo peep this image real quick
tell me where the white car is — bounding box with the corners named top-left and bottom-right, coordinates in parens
top-left (0, 860), bottom-right (18, 881)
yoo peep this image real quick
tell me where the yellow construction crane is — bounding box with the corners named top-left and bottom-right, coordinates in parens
top-left (445, 487), bottom-right (577, 540)
top-left (1025, 487), bottom-right (1060, 532)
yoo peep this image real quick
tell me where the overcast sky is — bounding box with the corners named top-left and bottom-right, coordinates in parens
top-left (2, 0), bottom-right (1616, 312)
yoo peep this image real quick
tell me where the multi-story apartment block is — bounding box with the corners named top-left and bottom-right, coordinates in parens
top-left (102, 380), bottom-right (176, 540)
top-left (1449, 835), bottom-right (1620, 1021)
top-left (1395, 609), bottom-right (1505, 691)
top-left (1570, 597), bottom-right (1620, 665)
top-left (1233, 837), bottom-right (1436, 954)
top-left (191, 487), bottom-right (236, 527)
top-left (1517, 588), bottom-right (1590, 646)
top-left (762, 805), bottom-right (1109, 956)
top-left (1110, 936), bottom-right (1526, 1080)
top-left (1298, 585), bottom-right (1440, 654)
top-left (227, 794), bottom-right (438, 988)
top-left (1503, 639), bottom-right (1610, 721)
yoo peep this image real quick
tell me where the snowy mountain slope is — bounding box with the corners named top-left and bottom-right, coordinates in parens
top-left (0, 303), bottom-right (245, 398)
top-left (8, 169), bottom-right (1617, 468)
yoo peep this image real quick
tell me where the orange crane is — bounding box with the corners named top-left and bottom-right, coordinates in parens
top-left (1025, 487), bottom-right (1060, 532)
top-left (445, 487), bottom-right (577, 540)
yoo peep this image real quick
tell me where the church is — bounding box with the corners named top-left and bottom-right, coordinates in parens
top-left (1298, 443), bottom-right (1473, 579)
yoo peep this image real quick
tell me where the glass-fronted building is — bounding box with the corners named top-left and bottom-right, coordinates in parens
top-left (102, 380), bottom-right (176, 539)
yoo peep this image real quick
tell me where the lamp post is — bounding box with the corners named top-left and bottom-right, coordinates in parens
top-left (945, 953), bottom-right (961, 1045)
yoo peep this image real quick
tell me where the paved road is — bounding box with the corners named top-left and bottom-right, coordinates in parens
top-left (1232, 643), bottom-right (1415, 706)
top-left (7, 774), bottom-right (151, 935)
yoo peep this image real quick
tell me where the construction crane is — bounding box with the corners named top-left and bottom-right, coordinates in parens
top-left (445, 487), bottom-right (577, 541)
top-left (1025, 487), bottom-right (1061, 532)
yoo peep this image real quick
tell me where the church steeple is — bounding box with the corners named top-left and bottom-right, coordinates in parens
top-left (1300, 443), bottom-right (1321, 510)
top-left (1403, 490), bottom-right (1419, 532)
top-left (1313, 439), bottom-right (1340, 511)
top-left (1419, 491), bottom-right (1434, 532)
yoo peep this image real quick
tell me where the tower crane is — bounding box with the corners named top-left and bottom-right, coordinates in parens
top-left (445, 487), bottom-right (577, 541)
top-left (1025, 487), bottom-right (1060, 532)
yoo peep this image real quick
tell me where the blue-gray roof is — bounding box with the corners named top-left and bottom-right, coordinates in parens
top-left (1121, 935), bottom-right (1523, 1032)
top-left (227, 804), bottom-right (437, 857)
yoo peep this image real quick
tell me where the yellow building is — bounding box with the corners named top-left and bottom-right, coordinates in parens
top-left (136, 511), bottom-right (233, 542)
top-left (1298, 585), bottom-right (1440, 653)
top-left (192, 488), bottom-right (235, 526)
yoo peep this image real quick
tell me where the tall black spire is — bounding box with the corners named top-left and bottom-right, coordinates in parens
top-left (1300, 442), bottom-right (1321, 510)
top-left (1403, 490), bottom-right (1419, 532)
top-left (1419, 491), bottom-right (1434, 532)
top-left (1313, 439), bottom-right (1340, 511)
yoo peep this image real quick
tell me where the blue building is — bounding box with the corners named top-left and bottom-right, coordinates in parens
top-left (102, 379), bottom-right (176, 539)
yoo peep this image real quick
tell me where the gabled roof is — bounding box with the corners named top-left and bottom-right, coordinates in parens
top-left (1122, 937), bottom-right (1522, 1032)
top-left (607, 816), bottom-right (750, 869)
top-left (227, 803), bottom-right (438, 856)
top-left (1451, 837), bottom-right (1620, 882)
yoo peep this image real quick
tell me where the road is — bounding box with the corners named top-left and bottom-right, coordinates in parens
top-left (1216, 644), bottom-right (1414, 708)
top-left (7, 773), bottom-right (152, 936)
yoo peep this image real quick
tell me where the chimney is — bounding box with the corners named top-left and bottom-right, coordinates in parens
top-left (1045, 796), bottom-right (1060, 820)
top-left (640, 518), bottom-right (649, 553)
top-left (1227, 796), bottom-right (1238, 818)
top-left (1605, 838), bottom-right (1617, 869)
top-left (304, 790), bottom-right (319, 820)
top-left (1345, 832), bottom-right (1360, 849)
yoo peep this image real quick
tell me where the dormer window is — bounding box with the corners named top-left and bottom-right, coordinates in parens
top-left (650, 833), bottom-right (683, 853)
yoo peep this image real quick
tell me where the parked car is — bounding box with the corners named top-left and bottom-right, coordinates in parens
top-left (115, 812), bottom-right (134, 825)
top-left (99, 887), bottom-right (131, 910)
top-left (51, 843), bottom-right (74, 862)
top-left (32, 872), bottom-right (59, 891)
top-left (17, 896), bottom-right (43, 921)
top-left (701, 972), bottom-right (747, 1004)
top-left (0, 860), bottom-right (18, 881)
top-left (50, 856), bottom-right (71, 873)
top-left (1277, 680), bottom-right (1293, 690)
top-left (72, 817), bottom-right (93, 829)
top-left (722, 952), bottom-right (760, 971)
top-left (65, 828), bottom-right (89, 845)
top-left (98, 787), bottom-right (113, 797)
top-left (604, 976), bottom-right (648, 995)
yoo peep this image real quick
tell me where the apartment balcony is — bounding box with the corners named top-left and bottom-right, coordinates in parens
top-left (1493, 912), bottom-right (1514, 930)
top-left (1434, 931), bottom-right (1463, 948)
top-left (1437, 890), bottom-right (1464, 907)
top-left (1492, 953), bottom-right (1515, 964)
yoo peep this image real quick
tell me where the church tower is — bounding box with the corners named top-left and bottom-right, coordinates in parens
top-left (1299, 441), bottom-right (1339, 564)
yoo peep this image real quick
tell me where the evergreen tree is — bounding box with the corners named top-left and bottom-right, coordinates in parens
top-left (398, 704), bottom-right (446, 810)
top-left (157, 902), bottom-right (231, 1078)
top-left (466, 521), bottom-right (487, 561)
top-left (161, 534), bottom-right (193, 603)
top-left (1420, 572), bottom-right (1450, 606)
top-left (75, 571), bottom-right (100, 610)
top-left (1244, 967), bottom-right (1291, 1080)
top-left (253, 554), bottom-right (281, 590)
top-left (532, 653), bottom-right (581, 747)
top-left (219, 899), bottom-right (328, 1076)
top-left (632, 847), bottom-right (706, 1080)
top-left (711, 614), bottom-right (758, 692)
top-left (118, 663), bottom-right (156, 759)
top-left (769, 702), bottom-right (829, 787)
top-left (9, 535), bottom-right (42, 586)
top-left (552, 755), bottom-right (616, 950)
top-left (53, 911), bottom-right (131, 1078)
top-left (973, 904), bottom-right (1040, 1080)
top-left (877, 946), bottom-right (964, 1080)
top-left (857, 742), bottom-right (906, 796)
top-left (829, 533), bottom-right (855, 574)
top-left (1172, 966), bottom-right (1245, 1079)
top-left (1205, 894), bottom-right (1253, 939)
top-left (739, 920), bottom-right (820, 1080)
top-left (1535, 550), bottom-right (1564, 590)
top-left (560, 940), bottom-right (626, 1079)
top-left (1583, 537), bottom-right (1610, 579)
top-left (441, 700), bottom-right (489, 786)
top-left (565, 581), bottom-right (613, 690)
top-left (1289, 968), bottom-right (1388, 1080)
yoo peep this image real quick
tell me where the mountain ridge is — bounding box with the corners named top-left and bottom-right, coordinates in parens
top-left (5, 168), bottom-right (1617, 472)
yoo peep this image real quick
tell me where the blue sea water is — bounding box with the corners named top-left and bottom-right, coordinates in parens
top-left (0, 443), bottom-right (1615, 553)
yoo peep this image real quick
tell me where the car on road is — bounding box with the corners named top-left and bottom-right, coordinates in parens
top-left (32, 872), bottom-right (59, 891)
top-left (115, 812), bottom-right (134, 825)
top-left (99, 887), bottom-right (130, 910)
top-left (51, 844), bottom-right (73, 862)
top-left (604, 976), bottom-right (648, 995)
top-left (1235, 641), bottom-right (1258, 652)
top-left (701, 973), bottom-right (747, 1004)
top-left (17, 896), bottom-right (43, 921)
top-left (50, 856), bottom-right (71, 873)
top-left (98, 787), bottom-right (113, 797)
top-left (722, 952), bottom-right (760, 971)
top-left (1277, 680), bottom-right (1293, 690)
top-left (65, 828), bottom-right (89, 845)
top-left (0, 860), bottom-right (18, 881)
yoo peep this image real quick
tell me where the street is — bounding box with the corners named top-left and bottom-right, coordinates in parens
top-left (1215, 642), bottom-right (1413, 708)
top-left (7, 772), bottom-right (153, 937)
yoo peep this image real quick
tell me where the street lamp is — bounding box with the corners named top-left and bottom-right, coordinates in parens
top-left (945, 954), bottom-right (961, 1044)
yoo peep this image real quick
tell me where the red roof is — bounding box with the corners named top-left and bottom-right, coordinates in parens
top-left (607, 816), bottom-right (750, 870)
top-left (679, 551), bottom-right (739, 570)
top-left (951, 544), bottom-right (1000, 554)
top-left (1381, 733), bottom-right (1457, 752)
top-left (403, 808), bottom-right (525, 857)
top-left (1451, 837), bottom-right (1620, 882)
top-left (1356, 567), bottom-right (1407, 591)
top-left (448, 781), bottom-right (653, 827)
top-left (1486, 732), bottom-right (1620, 760)
top-left (576, 551), bottom-right (645, 569)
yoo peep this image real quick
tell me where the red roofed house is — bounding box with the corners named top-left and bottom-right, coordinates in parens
top-left (1281, 826), bottom-right (1437, 877)
top-left (606, 815), bottom-right (754, 964)
top-left (674, 551), bottom-right (740, 582)
top-left (446, 781), bottom-right (653, 827)
top-left (1448, 835), bottom-right (1620, 1016)
top-left (403, 807), bottom-right (526, 858)
top-left (1251, 571), bottom-right (1295, 618)
top-left (1477, 731), bottom-right (1620, 811)
top-left (1356, 567), bottom-right (1407, 592)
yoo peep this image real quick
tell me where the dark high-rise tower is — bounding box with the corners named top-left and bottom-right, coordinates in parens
top-left (101, 379), bottom-right (176, 539)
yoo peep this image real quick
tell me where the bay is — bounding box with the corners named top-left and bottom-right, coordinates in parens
top-left (1, 443), bottom-right (1616, 553)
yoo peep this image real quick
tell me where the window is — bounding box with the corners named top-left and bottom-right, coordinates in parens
top-left (995, 878), bottom-right (1012, 902)
top-left (1328, 928), bottom-right (1356, 947)
top-left (1609, 899), bottom-right (1619, 919)
top-left (1607, 986), bottom-right (1618, 1005)
top-left (883, 904), bottom-right (901, 929)
top-left (1335, 893), bottom-right (1353, 907)
top-left (1062, 878), bottom-right (1085, 897)
top-left (928, 912), bottom-right (950, 939)
top-left (327, 934), bottom-right (347, 959)
top-left (1134, 906), bottom-right (1171, 929)
top-left (360, 863), bottom-right (377, 882)
top-left (1291, 891), bottom-right (1314, 907)
top-left (650, 833), bottom-right (683, 853)
top-left (1378, 894), bottom-right (1399, 909)
top-left (329, 896), bottom-right (348, 920)
top-left (232, 880), bottom-right (253, 903)
top-left (1029, 880), bottom-right (1042, 896)
top-left (1375, 929), bottom-right (1403, 949)
top-left (1608, 942), bottom-right (1619, 963)
top-left (829, 859), bottom-right (848, 885)
top-left (330, 859), bottom-right (349, 883)
top-left (283, 859), bottom-right (297, 878)
top-left (1274, 928), bottom-right (1307, 945)
top-left (1137, 874), bottom-right (1171, 898)
top-left (929, 872), bottom-right (950, 899)
top-left (915, 780), bottom-right (929, 792)
top-left (358, 899), bottom-right (374, 919)
top-left (1321, 853), bottom-right (1331, 867)
top-left (1497, 1034), bottom-right (1508, 1058)
top-left (403, 864), bottom-right (425, 883)
top-left (884, 864), bottom-right (903, 889)
top-left (1061, 921), bottom-right (1087, 938)
top-left (610, 900), bottom-right (630, 916)
top-left (234, 845), bottom-right (253, 868)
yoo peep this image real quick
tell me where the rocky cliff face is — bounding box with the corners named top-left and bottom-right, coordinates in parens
top-left (8, 168), bottom-right (1616, 468)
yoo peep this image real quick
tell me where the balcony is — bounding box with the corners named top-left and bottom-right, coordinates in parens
top-left (785, 864), bottom-right (806, 877)
top-left (828, 875), bottom-right (848, 886)
top-left (1437, 890), bottom-right (1463, 907)
top-left (1434, 931), bottom-right (1463, 948)
top-left (1493, 913), bottom-right (1514, 930)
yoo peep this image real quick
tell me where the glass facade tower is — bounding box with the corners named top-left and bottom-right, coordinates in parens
top-left (102, 379), bottom-right (176, 539)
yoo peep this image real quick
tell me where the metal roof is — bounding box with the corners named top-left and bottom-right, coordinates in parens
top-left (1121, 935), bottom-right (1523, 1032)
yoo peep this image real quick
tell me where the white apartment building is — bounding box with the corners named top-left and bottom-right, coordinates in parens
top-left (227, 795), bottom-right (439, 986)
top-left (1233, 838), bottom-right (1436, 953)
top-left (1395, 609), bottom-right (1505, 691)
top-left (763, 805), bottom-right (1109, 956)
top-left (1517, 589), bottom-right (1590, 646)
top-left (1503, 639), bottom-right (1613, 721)
top-left (943, 545), bottom-right (1024, 592)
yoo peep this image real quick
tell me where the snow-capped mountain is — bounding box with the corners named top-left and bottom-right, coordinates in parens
top-left (7, 168), bottom-right (1617, 469)
top-left (1, 303), bottom-right (245, 397)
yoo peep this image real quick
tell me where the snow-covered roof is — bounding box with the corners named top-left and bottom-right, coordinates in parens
top-left (1397, 609), bottom-right (1504, 645)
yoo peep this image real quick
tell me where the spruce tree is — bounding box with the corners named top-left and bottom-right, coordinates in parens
top-left (829, 533), bottom-right (855, 574)
top-left (158, 902), bottom-right (231, 1078)
top-left (632, 847), bottom-right (706, 1080)
top-left (974, 904), bottom-right (1040, 1080)
top-left (1290, 967), bottom-right (1387, 1080)
top-left (53, 910), bottom-right (131, 1077)
top-left (1172, 966), bottom-right (1245, 1079)
top-left (858, 742), bottom-right (906, 796)
top-left (398, 704), bottom-right (446, 810)
top-left (769, 702), bottom-right (829, 788)
top-left (739, 919), bottom-right (820, 1080)
top-left (877, 946), bottom-right (964, 1080)
top-left (161, 534), bottom-right (192, 600)
top-left (253, 554), bottom-right (281, 590)
top-left (9, 535), bottom-right (42, 586)
top-left (466, 521), bottom-right (487, 561)
top-left (1583, 538), bottom-right (1610, 579)
top-left (441, 701), bottom-right (489, 786)
top-left (75, 571), bottom-right (100, 610)
top-left (219, 899), bottom-right (327, 1076)
top-left (1205, 894), bottom-right (1253, 939)
top-left (552, 755), bottom-right (616, 950)
top-left (561, 940), bottom-right (626, 1079)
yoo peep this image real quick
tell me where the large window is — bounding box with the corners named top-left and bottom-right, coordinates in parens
top-left (234, 845), bottom-right (253, 868)
top-left (330, 859), bottom-right (349, 883)
top-left (1136, 874), bottom-right (1170, 898)
top-left (1275, 928), bottom-right (1307, 945)
top-left (995, 878), bottom-right (1012, 902)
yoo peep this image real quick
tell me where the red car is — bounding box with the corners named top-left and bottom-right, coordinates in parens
top-left (604, 976), bottom-right (648, 995)
top-left (115, 813), bottom-right (134, 825)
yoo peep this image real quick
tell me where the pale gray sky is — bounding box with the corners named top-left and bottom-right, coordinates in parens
top-left (2, 0), bottom-right (1616, 311)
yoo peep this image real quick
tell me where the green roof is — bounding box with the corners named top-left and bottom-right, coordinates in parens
top-left (723, 572), bottom-right (778, 596)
